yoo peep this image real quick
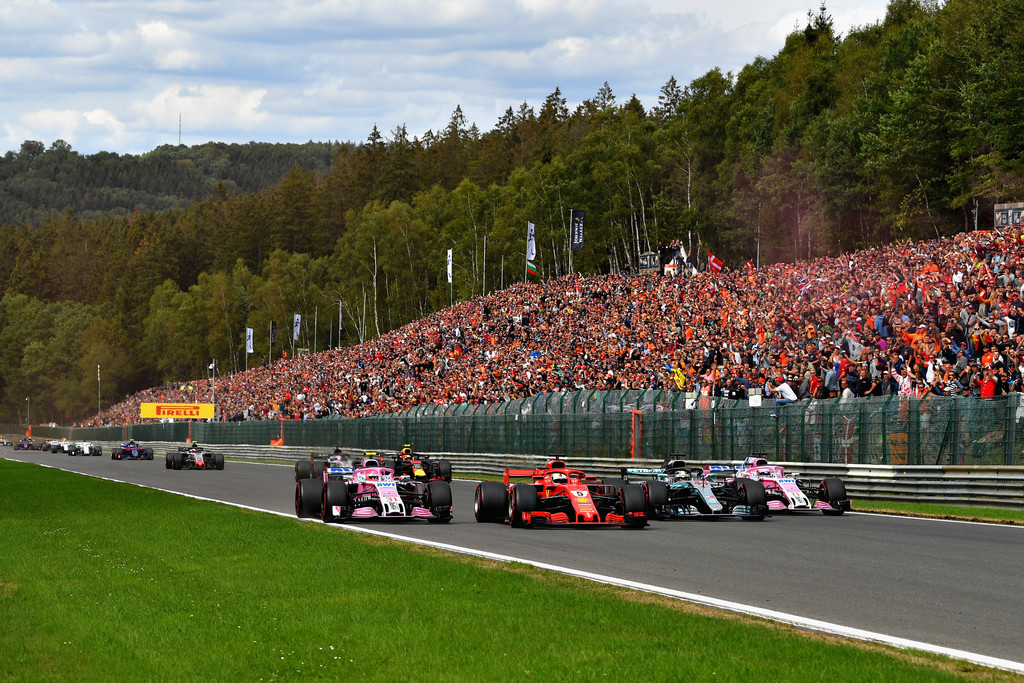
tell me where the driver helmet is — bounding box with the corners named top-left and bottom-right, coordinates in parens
top-left (674, 470), bottom-right (691, 481)
top-left (400, 445), bottom-right (413, 457)
top-left (551, 473), bottom-right (568, 485)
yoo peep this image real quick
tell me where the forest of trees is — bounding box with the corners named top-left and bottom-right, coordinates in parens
top-left (1, 0), bottom-right (1022, 425)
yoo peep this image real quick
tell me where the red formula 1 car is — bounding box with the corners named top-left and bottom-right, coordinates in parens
top-left (474, 459), bottom-right (647, 528)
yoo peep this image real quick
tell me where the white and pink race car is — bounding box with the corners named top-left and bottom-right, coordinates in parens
top-left (295, 456), bottom-right (453, 524)
top-left (706, 457), bottom-right (850, 515)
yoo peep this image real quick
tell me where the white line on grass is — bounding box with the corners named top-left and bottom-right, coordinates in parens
top-left (7, 455), bottom-right (1024, 675)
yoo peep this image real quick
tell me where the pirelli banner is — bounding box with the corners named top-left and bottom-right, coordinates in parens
top-left (140, 403), bottom-right (215, 419)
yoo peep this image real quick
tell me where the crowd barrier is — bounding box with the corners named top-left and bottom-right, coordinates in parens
top-left (10, 390), bottom-right (1024, 466)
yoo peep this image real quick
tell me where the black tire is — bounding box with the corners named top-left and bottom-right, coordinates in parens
top-left (112, 451), bottom-right (119, 460)
top-left (143, 447), bottom-right (153, 460)
top-left (172, 452), bottom-right (183, 470)
top-left (295, 460), bottom-right (312, 482)
top-left (92, 446), bottom-right (102, 457)
top-left (426, 480), bottom-right (453, 523)
top-left (295, 479), bottom-right (323, 518)
top-left (474, 481), bottom-right (508, 523)
top-left (214, 452), bottom-right (225, 470)
top-left (642, 481), bottom-right (669, 513)
top-left (620, 484), bottom-right (647, 526)
top-left (508, 483), bottom-right (538, 527)
top-left (735, 478), bottom-right (767, 520)
top-left (165, 453), bottom-right (172, 469)
top-left (820, 478), bottom-right (847, 515)
top-left (310, 460), bottom-right (325, 480)
top-left (322, 481), bottom-right (352, 523)
top-left (436, 459), bottom-right (453, 482)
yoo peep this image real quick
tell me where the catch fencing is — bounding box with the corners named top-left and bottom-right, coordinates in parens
top-left (9, 390), bottom-right (1024, 466)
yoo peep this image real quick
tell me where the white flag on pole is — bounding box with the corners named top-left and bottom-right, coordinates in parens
top-left (293, 314), bottom-right (301, 341)
top-left (526, 222), bottom-right (536, 261)
top-left (245, 327), bottom-right (253, 353)
top-left (447, 248), bottom-right (453, 284)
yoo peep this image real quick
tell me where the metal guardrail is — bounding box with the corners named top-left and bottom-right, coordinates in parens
top-left (93, 441), bottom-right (1024, 509)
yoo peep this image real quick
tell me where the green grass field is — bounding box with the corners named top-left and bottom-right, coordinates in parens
top-left (0, 460), bottom-right (1015, 681)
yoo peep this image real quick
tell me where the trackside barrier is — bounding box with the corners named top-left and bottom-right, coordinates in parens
top-left (78, 441), bottom-right (1024, 509)
top-left (15, 391), bottom-right (1024, 466)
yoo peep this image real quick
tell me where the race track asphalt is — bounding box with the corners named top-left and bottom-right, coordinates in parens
top-left (6, 448), bottom-right (1023, 665)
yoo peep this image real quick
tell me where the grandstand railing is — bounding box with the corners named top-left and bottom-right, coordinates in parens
top-left (8, 390), bottom-right (1024, 466)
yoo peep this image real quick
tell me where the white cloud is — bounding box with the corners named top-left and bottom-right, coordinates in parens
top-left (0, 0), bottom-right (892, 155)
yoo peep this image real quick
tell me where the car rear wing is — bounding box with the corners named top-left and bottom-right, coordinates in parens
top-left (621, 467), bottom-right (665, 479)
top-left (503, 468), bottom-right (540, 486)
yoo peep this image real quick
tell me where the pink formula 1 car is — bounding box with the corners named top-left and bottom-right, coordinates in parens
top-left (706, 457), bottom-right (850, 515)
top-left (295, 457), bottom-right (452, 524)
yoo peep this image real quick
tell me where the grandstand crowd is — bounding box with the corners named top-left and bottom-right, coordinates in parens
top-left (81, 228), bottom-right (1024, 426)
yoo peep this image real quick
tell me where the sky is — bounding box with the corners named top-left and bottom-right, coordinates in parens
top-left (1, 0), bottom-right (893, 156)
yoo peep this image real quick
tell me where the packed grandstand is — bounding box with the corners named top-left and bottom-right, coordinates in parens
top-left (80, 228), bottom-right (1024, 426)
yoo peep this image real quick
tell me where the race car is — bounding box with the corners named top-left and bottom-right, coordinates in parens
top-left (710, 457), bottom-right (850, 515)
top-left (53, 439), bottom-right (74, 455)
top-left (618, 458), bottom-right (768, 520)
top-left (293, 448), bottom-right (356, 482)
top-left (0, 435), bottom-right (11, 447)
top-left (14, 438), bottom-right (38, 450)
top-left (111, 440), bottom-right (154, 460)
top-left (295, 456), bottom-right (453, 523)
top-left (474, 459), bottom-right (647, 528)
top-left (41, 438), bottom-right (63, 452)
top-left (69, 441), bottom-right (102, 456)
top-left (165, 443), bottom-right (224, 470)
top-left (381, 445), bottom-right (453, 483)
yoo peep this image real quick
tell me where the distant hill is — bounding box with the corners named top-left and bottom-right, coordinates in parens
top-left (0, 139), bottom-right (343, 225)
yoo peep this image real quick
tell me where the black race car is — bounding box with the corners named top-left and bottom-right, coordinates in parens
top-left (166, 443), bottom-right (224, 470)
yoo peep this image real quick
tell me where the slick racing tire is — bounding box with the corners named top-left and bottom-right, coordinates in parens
top-left (295, 460), bottom-right (312, 482)
top-left (474, 481), bottom-right (508, 523)
top-left (322, 481), bottom-right (352, 523)
top-left (92, 446), bottom-right (102, 457)
top-left (426, 480), bottom-right (453, 523)
top-left (310, 460), bottom-right (325, 480)
top-left (508, 483), bottom-right (539, 528)
top-left (165, 453), bottom-right (172, 469)
top-left (172, 452), bottom-right (183, 470)
top-left (641, 481), bottom-right (669, 514)
top-left (620, 484), bottom-right (648, 527)
top-left (143, 447), bottom-right (153, 460)
top-left (435, 459), bottom-right (453, 483)
top-left (820, 478), bottom-right (847, 516)
top-left (295, 479), bottom-right (323, 518)
top-left (213, 452), bottom-right (225, 470)
top-left (735, 478), bottom-right (767, 521)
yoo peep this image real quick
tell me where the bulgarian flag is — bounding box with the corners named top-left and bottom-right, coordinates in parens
top-left (526, 261), bottom-right (537, 276)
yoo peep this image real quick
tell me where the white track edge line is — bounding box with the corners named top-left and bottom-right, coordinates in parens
top-left (6, 456), bottom-right (1024, 675)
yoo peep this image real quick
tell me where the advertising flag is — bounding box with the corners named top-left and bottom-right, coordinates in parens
top-left (526, 261), bottom-right (538, 276)
top-left (570, 210), bottom-right (585, 251)
top-left (447, 248), bottom-right (453, 284)
top-left (526, 222), bottom-right (536, 261)
top-left (708, 251), bottom-right (724, 274)
top-left (245, 327), bottom-right (253, 354)
top-left (293, 314), bottom-right (301, 341)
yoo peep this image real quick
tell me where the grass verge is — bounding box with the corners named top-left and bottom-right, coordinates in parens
top-left (849, 499), bottom-right (1024, 525)
top-left (3, 460), bottom-right (1012, 681)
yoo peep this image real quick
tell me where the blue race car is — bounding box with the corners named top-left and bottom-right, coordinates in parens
top-left (111, 440), bottom-right (154, 460)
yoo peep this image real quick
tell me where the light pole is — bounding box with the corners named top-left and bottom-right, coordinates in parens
top-left (97, 364), bottom-right (101, 414)
top-left (208, 360), bottom-right (216, 404)
top-left (25, 397), bottom-right (30, 426)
